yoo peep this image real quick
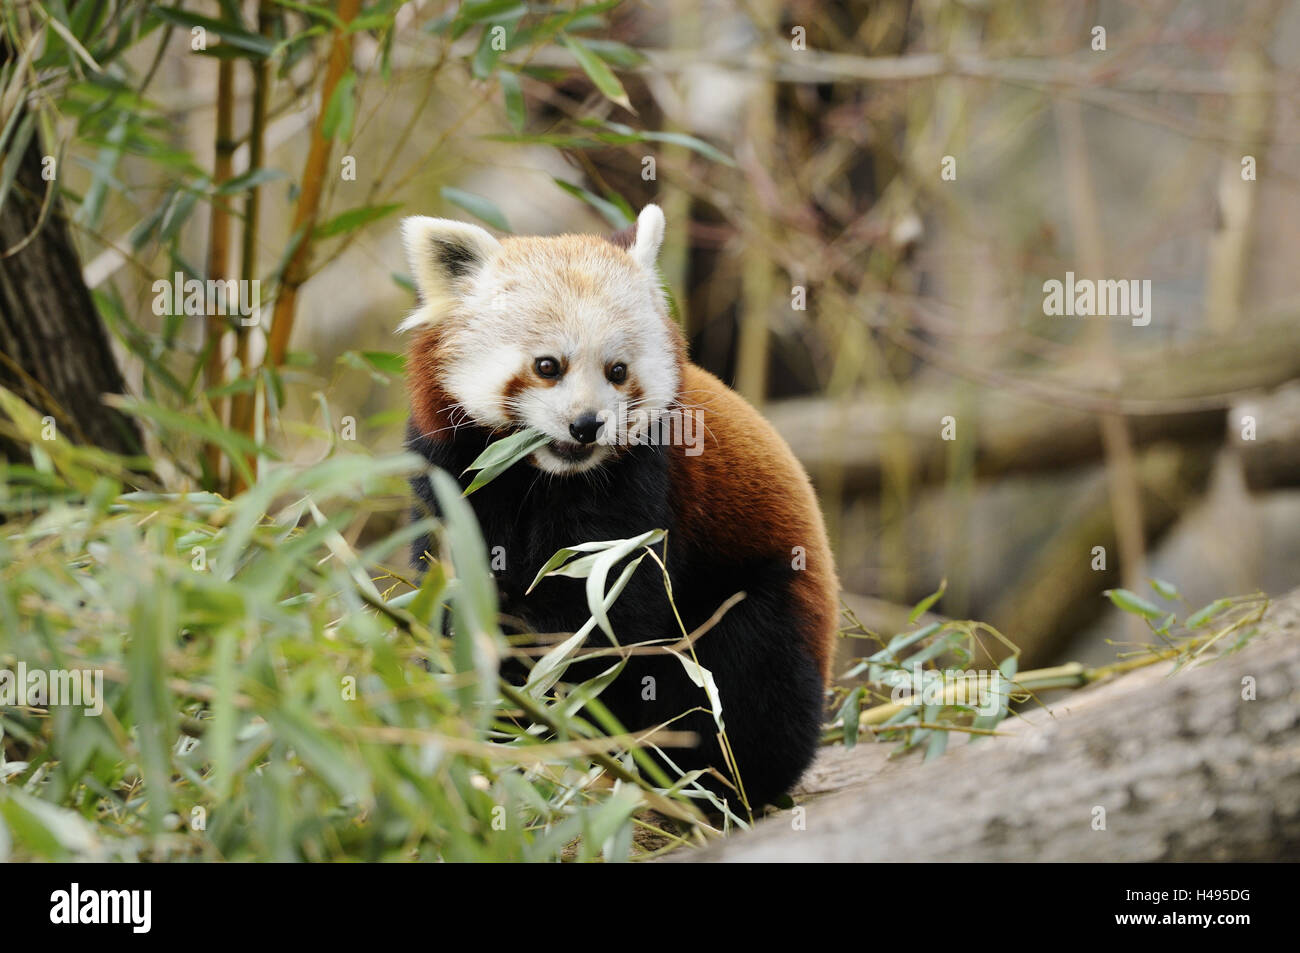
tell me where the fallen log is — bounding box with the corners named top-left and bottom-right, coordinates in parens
top-left (680, 587), bottom-right (1300, 862)
top-left (765, 317), bottom-right (1300, 494)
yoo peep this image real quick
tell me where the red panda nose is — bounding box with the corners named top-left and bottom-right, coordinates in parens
top-left (569, 413), bottom-right (602, 444)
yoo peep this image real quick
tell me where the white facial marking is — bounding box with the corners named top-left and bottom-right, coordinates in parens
top-left (400, 207), bottom-right (678, 476)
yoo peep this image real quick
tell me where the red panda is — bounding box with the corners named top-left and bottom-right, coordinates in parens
top-left (401, 205), bottom-right (839, 808)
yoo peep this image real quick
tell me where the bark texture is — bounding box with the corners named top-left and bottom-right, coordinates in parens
top-left (682, 588), bottom-right (1300, 862)
top-left (0, 124), bottom-right (140, 458)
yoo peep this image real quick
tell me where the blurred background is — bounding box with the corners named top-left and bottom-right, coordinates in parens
top-left (6, 0), bottom-right (1300, 673)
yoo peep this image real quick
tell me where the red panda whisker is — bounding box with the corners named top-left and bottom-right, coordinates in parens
top-left (516, 469), bottom-right (547, 516)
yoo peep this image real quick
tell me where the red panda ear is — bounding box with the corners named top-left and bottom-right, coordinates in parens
top-left (630, 204), bottom-right (664, 271)
top-left (400, 216), bottom-right (501, 319)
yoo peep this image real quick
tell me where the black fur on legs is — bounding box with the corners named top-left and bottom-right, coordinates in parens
top-left (405, 420), bottom-right (826, 809)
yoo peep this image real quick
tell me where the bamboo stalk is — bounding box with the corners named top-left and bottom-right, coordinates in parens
top-left (203, 58), bottom-right (235, 486)
top-left (732, 0), bottom-right (778, 406)
top-left (262, 0), bottom-right (362, 377)
top-left (228, 1), bottom-right (274, 493)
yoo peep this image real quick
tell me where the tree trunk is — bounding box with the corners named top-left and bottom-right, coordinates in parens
top-left (0, 118), bottom-right (140, 460)
top-left (680, 587), bottom-right (1300, 862)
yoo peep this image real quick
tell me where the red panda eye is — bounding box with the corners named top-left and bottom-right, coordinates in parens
top-left (607, 363), bottom-right (628, 384)
top-left (534, 357), bottom-right (561, 379)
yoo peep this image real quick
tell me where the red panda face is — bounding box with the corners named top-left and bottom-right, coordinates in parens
top-left (400, 206), bottom-right (683, 475)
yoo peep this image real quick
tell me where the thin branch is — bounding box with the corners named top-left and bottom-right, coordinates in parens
top-left (262, 0), bottom-right (363, 377)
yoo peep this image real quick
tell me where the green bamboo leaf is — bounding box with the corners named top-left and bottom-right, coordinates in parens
top-left (1103, 588), bottom-right (1165, 620)
top-left (525, 553), bottom-right (646, 697)
top-left (313, 202), bottom-right (401, 239)
top-left (345, 10), bottom-right (395, 32)
top-left (582, 38), bottom-right (647, 68)
top-left (440, 186), bottom-right (510, 232)
top-left (1149, 577), bottom-right (1181, 601)
top-left (499, 71), bottom-right (525, 132)
top-left (666, 649), bottom-right (724, 731)
top-left (408, 559), bottom-right (447, 627)
top-left (209, 629), bottom-right (239, 801)
top-left (128, 560), bottom-right (176, 832)
top-left (462, 428), bottom-right (549, 495)
top-left (322, 69), bottom-right (357, 141)
top-left (360, 350), bottom-right (405, 375)
top-left (552, 178), bottom-right (632, 229)
top-left (923, 704), bottom-right (947, 761)
top-left (36, 3), bottom-right (104, 72)
top-left (0, 113), bottom-right (35, 216)
top-left (581, 788), bottom-right (641, 863)
top-left (834, 686), bottom-right (864, 748)
top-left (909, 578), bottom-right (947, 623)
top-left (583, 530), bottom-right (664, 640)
top-left (429, 469), bottom-right (502, 727)
top-left (584, 548), bottom-right (624, 641)
top-left (1185, 597), bottom-right (1233, 629)
top-left (106, 395), bottom-right (267, 486)
top-left (596, 120), bottom-right (736, 167)
top-left (215, 167), bottom-right (286, 195)
top-left (556, 658), bottom-right (626, 722)
top-left (526, 539), bottom-right (619, 593)
top-left (472, 13), bottom-right (522, 79)
top-left (459, 0), bottom-right (528, 23)
top-left (266, 708), bottom-right (368, 802)
top-left (0, 790), bottom-right (98, 859)
top-left (152, 8), bottom-right (277, 57)
top-left (869, 621), bottom-right (942, 663)
top-left (273, 0), bottom-right (344, 28)
top-left (562, 33), bottom-right (632, 112)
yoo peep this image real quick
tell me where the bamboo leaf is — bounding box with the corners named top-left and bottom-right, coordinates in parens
top-left (1186, 598), bottom-right (1233, 629)
top-left (666, 649), bottom-right (724, 731)
top-left (552, 178), bottom-right (632, 229)
top-left (313, 202), bottom-right (401, 239)
top-left (152, 7), bottom-right (277, 57)
top-left (440, 186), bottom-right (510, 232)
top-left (462, 428), bottom-right (550, 495)
top-left (1104, 588), bottom-right (1165, 620)
top-left (459, 0), bottom-right (528, 23)
top-left (909, 578), bottom-right (947, 623)
top-left (499, 71), bottom-right (525, 132)
top-left (215, 167), bottom-right (286, 195)
top-left (322, 69), bottom-right (356, 141)
top-left (1149, 577), bottom-right (1181, 602)
top-left (561, 33), bottom-right (633, 112)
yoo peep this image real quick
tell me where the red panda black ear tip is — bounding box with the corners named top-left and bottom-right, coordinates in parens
top-left (400, 217), bottom-right (502, 278)
top-left (397, 216), bottom-right (502, 331)
top-left (400, 215), bottom-right (498, 253)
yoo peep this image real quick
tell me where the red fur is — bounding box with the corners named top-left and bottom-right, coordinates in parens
top-left (667, 364), bottom-right (839, 680)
